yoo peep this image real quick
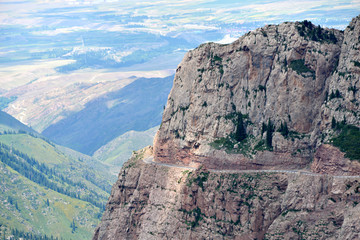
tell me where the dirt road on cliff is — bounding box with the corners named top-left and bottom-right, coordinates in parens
top-left (143, 156), bottom-right (360, 179)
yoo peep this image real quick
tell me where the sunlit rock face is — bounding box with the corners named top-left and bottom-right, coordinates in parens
top-left (94, 16), bottom-right (360, 240)
top-left (154, 16), bottom-right (359, 170)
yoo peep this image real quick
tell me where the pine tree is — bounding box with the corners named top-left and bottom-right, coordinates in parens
top-left (335, 89), bottom-right (341, 98)
top-left (331, 116), bottom-right (336, 129)
top-left (329, 90), bottom-right (336, 100)
top-left (284, 122), bottom-right (289, 136)
top-left (234, 113), bottom-right (246, 142)
top-left (266, 119), bottom-right (274, 149)
top-left (342, 115), bottom-right (347, 126)
top-left (279, 121), bottom-right (289, 137)
top-left (325, 91), bottom-right (328, 102)
top-left (71, 219), bottom-right (77, 233)
top-left (329, 32), bottom-right (337, 43)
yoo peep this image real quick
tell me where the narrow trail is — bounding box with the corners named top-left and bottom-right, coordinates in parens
top-left (143, 156), bottom-right (360, 179)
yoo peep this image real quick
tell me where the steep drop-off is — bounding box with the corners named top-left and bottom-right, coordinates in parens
top-left (94, 16), bottom-right (360, 239)
top-left (94, 148), bottom-right (360, 240)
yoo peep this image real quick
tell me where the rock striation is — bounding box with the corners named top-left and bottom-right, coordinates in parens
top-left (94, 16), bottom-right (360, 239)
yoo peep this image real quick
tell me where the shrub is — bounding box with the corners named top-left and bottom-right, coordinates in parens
top-left (331, 124), bottom-right (360, 160)
top-left (289, 59), bottom-right (315, 78)
top-left (352, 60), bottom-right (360, 67)
top-left (212, 55), bottom-right (222, 62)
top-left (329, 90), bottom-right (342, 100)
top-left (348, 85), bottom-right (358, 95)
top-left (258, 85), bottom-right (266, 92)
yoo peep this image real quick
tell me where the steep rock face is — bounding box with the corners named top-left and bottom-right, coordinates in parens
top-left (154, 16), bottom-right (359, 169)
top-left (94, 16), bottom-right (360, 240)
top-left (93, 150), bottom-right (360, 240)
top-left (320, 15), bottom-right (360, 132)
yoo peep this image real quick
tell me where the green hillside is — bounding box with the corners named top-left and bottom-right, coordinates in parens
top-left (0, 160), bottom-right (101, 239)
top-left (0, 133), bottom-right (114, 195)
top-left (0, 125), bottom-right (115, 239)
top-left (93, 126), bottom-right (158, 166)
top-left (0, 111), bottom-right (36, 134)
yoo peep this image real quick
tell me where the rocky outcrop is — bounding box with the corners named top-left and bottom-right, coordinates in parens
top-left (320, 15), bottom-right (360, 131)
top-left (93, 149), bottom-right (360, 240)
top-left (311, 144), bottom-right (360, 176)
top-left (153, 16), bottom-right (360, 170)
top-left (94, 16), bottom-right (360, 239)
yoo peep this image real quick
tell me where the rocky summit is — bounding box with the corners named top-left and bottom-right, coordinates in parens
top-left (93, 15), bottom-right (360, 240)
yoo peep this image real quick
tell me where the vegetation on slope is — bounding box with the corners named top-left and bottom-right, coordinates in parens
top-left (0, 143), bottom-right (106, 209)
top-left (289, 59), bottom-right (315, 79)
top-left (93, 126), bottom-right (158, 166)
top-left (0, 132), bottom-right (114, 193)
top-left (210, 112), bottom-right (254, 156)
top-left (0, 127), bottom-right (115, 239)
top-left (0, 161), bottom-right (101, 239)
top-left (0, 111), bottom-right (36, 134)
top-left (296, 20), bottom-right (337, 44)
top-left (331, 123), bottom-right (360, 160)
top-left (0, 225), bottom-right (60, 240)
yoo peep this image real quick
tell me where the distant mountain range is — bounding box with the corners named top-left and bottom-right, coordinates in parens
top-left (42, 75), bottom-right (173, 155)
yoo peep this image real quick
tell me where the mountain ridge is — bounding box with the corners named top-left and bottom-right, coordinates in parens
top-left (0, 110), bottom-right (37, 134)
top-left (42, 75), bottom-right (173, 155)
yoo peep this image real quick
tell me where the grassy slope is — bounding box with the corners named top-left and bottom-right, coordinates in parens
top-left (0, 163), bottom-right (100, 239)
top-left (0, 111), bottom-right (36, 134)
top-left (0, 133), bottom-right (115, 193)
top-left (0, 124), bottom-right (13, 132)
top-left (0, 127), bottom-right (115, 239)
top-left (93, 126), bottom-right (158, 166)
top-left (0, 134), bottom-right (69, 165)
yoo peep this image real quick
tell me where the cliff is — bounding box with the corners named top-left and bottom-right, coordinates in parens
top-left (154, 15), bottom-right (359, 170)
top-left (94, 148), bottom-right (360, 240)
top-left (94, 15), bottom-right (360, 239)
